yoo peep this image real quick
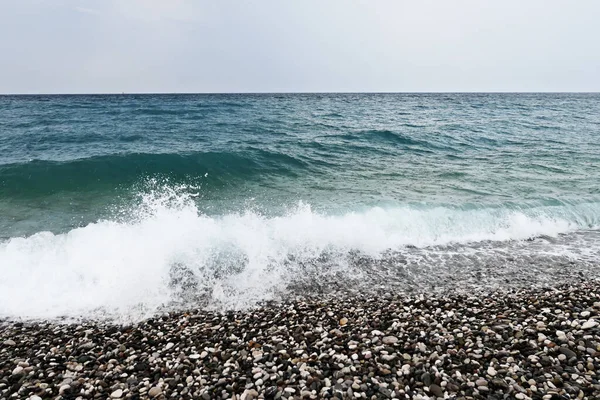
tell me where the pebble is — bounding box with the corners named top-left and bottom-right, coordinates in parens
top-left (429, 384), bottom-right (444, 397)
top-left (475, 378), bottom-right (487, 387)
top-left (382, 336), bottom-right (398, 345)
top-left (559, 347), bottom-right (577, 359)
top-left (582, 319), bottom-right (598, 329)
top-left (0, 282), bottom-right (598, 399)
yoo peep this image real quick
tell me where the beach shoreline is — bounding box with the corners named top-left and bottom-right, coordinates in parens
top-left (1, 281), bottom-right (600, 399)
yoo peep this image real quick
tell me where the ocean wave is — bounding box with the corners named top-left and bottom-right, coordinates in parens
top-left (0, 151), bottom-right (309, 197)
top-left (336, 129), bottom-right (425, 146)
top-left (0, 184), bottom-right (599, 322)
top-left (326, 129), bottom-right (459, 153)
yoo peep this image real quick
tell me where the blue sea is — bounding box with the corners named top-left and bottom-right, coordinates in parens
top-left (1, 93), bottom-right (599, 321)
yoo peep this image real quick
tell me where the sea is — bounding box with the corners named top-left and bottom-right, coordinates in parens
top-left (1, 93), bottom-right (599, 322)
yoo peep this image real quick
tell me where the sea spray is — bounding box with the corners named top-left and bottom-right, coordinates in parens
top-left (1, 181), bottom-right (599, 322)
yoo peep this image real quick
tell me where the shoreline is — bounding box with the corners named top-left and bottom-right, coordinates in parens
top-left (1, 282), bottom-right (599, 399)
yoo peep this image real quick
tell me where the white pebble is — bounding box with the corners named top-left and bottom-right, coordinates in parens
top-left (582, 320), bottom-right (598, 330)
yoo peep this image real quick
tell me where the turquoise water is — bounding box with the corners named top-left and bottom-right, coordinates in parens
top-left (1, 93), bottom-right (600, 321)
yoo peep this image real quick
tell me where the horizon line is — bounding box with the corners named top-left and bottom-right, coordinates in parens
top-left (1, 91), bottom-right (600, 96)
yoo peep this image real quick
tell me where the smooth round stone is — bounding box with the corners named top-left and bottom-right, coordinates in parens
top-left (581, 320), bottom-right (598, 330)
top-left (475, 378), bottom-right (488, 387)
top-left (382, 336), bottom-right (398, 345)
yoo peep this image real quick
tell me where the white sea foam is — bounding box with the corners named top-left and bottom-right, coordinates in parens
top-left (0, 187), bottom-right (598, 322)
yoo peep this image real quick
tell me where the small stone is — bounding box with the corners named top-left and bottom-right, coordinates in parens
top-left (538, 333), bottom-right (547, 341)
top-left (446, 383), bottom-right (459, 392)
top-left (382, 336), bottom-right (398, 345)
top-left (78, 342), bottom-right (95, 350)
top-left (148, 387), bottom-right (162, 398)
top-left (339, 317), bottom-right (348, 326)
top-left (422, 372), bottom-right (432, 386)
top-left (492, 379), bottom-right (509, 390)
top-left (559, 347), bottom-right (577, 359)
top-left (487, 367), bottom-right (497, 376)
top-left (11, 366), bottom-right (23, 376)
top-left (429, 384), bottom-right (444, 397)
top-left (3, 339), bottom-right (16, 346)
top-left (581, 320), bottom-right (597, 330)
top-left (165, 342), bottom-right (175, 350)
top-left (111, 389), bottom-right (123, 398)
top-left (241, 389), bottom-right (259, 399)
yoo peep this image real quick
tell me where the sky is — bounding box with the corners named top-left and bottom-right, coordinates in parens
top-left (0, 0), bottom-right (598, 93)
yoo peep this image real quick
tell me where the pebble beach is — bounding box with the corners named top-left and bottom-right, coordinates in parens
top-left (1, 281), bottom-right (600, 400)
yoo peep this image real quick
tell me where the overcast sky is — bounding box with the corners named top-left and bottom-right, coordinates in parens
top-left (0, 0), bottom-right (598, 93)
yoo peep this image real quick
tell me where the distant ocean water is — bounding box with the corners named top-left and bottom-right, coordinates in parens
top-left (1, 93), bottom-right (599, 322)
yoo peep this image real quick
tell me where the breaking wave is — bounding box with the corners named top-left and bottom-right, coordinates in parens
top-left (1, 184), bottom-right (599, 322)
